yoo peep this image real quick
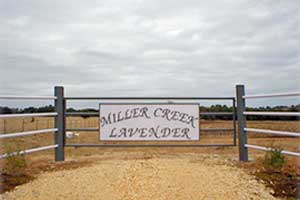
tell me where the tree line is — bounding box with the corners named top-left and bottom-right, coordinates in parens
top-left (0, 104), bottom-right (299, 120)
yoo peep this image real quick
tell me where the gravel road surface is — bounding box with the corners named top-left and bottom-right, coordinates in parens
top-left (1, 152), bottom-right (277, 200)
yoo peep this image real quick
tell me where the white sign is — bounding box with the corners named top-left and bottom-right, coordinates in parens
top-left (99, 104), bottom-right (199, 141)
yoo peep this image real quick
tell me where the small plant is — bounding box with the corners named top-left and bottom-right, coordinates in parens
top-left (0, 143), bottom-right (32, 193)
top-left (263, 147), bottom-right (285, 170)
top-left (2, 143), bottom-right (27, 175)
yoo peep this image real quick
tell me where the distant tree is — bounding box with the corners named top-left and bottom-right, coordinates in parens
top-left (1, 104), bottom-right (299, 120)
top-left (0, 107), bottom-right (13, 114)
top-left (37, 105), bottom-right (54, 112)
top-left (66, 108), bottom-right (77, 112)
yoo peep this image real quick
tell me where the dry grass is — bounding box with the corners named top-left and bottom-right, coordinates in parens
top-left (0, 117), bottom-right (299, 160)
top-left (0, 117), bottom-right (299, 198)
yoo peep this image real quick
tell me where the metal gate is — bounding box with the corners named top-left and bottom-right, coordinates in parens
top-left (63, 94), bottom-right (237, 149)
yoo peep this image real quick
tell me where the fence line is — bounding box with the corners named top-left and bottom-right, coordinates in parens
top-left (0, 87), bottom-right (64, 161)
top-left (1, 85), bottom-right (298, 162)
top-left (237, 85), bottom-right (300, 160)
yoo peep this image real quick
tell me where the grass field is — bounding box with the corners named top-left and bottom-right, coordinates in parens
top-left (0, 118), bottom-right (299, 198)
top-left (0, 117), bottom-right (299, 162)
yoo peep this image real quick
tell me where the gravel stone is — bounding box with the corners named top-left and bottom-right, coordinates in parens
top-left (1, 153), bottom-right (278, 200)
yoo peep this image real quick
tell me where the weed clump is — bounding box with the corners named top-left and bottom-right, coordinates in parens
top-left (0, 143), bottom-right (32, 193)
top-left (263, 148), bottom-right (285, 170)
top-left (2, 143), bottom-right (27, 175)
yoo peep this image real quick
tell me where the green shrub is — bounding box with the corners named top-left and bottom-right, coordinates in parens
top-left (263, 148), bottom-right (285, 170)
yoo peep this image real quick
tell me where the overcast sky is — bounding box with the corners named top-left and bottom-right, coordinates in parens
top-left (0, 0), bottom-right (299, 108)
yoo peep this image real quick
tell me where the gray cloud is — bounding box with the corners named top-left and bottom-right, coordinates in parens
top-left (0, 0), bottom-right (299, 108)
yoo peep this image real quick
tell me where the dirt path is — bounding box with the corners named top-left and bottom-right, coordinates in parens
top-left (1, 152), bottom-right (277, 200)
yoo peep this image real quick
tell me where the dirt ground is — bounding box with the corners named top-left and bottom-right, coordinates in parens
top-left (0, 119), bottom-right (299, 199)
top-left (1, 152), bottom-right (278, 200)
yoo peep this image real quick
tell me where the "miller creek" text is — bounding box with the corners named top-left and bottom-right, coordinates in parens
top-left (100, 106), bottom-right (198, 139)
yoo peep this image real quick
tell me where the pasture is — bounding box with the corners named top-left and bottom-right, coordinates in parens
top-left (1, 117), bottom-right (299, 199)
top-left (1, 117), bottom-right (299, 159)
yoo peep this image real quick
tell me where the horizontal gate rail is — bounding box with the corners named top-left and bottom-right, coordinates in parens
top-left (66, 112), bottom-right (98, 116)
top-left (0, 112), bottom-right (58, 118)
top-left (66, 112), bottom-right (235, 116)
top-left (66, 128), bottom-right (98, 131)
top-left (245, 128), bottom-right (300, 137)
top-left (0, 95), bottom-right (57, 100)
top-left (243, 112), bottom-right (300, 116)
top-left (66, 112), bottom-right (234, 116)
top-left (0, 144), bottom-right (58, 159)
top-left (245, 144), bottom-right (300, 157)
top-left (200, 112), bottom-right (234, 116)
top-left (65, 97), bottom-right (235, 100)
top-left (243, 92), bottom-right (300, 99)
top-left (0, 128), bottom-right (58, 139)
top-left (65, 128), bottom-right (234, 132)
top-left (66, 143), bottom-right (234, 148)
top-left (200, 128), bottom-right (234, 132)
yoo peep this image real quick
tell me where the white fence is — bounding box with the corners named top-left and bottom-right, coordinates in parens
top-left (0, 86), bottom-right (64, 161)
top-left (1, 85), bottom-right (299, 162)
top-left (236, 85), bottom-right (300, 161)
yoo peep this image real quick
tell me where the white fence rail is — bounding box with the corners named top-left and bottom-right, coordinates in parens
top-left (0, 112), bottom-right (58, 118)
top-left (0, 145), bottom-right (58, 159)
top-left (245, 144), bottom-right (300, 157)
top-left (0, 95), bottom-right (57, 100)
top-left (243, 112), bottom-right (300, 116)
top-left (243, 92), bottom-right (300, 99)
top-left (245, 128), bottom-right (300, 137)
top-left (0, 128), bottom-right (58, 139)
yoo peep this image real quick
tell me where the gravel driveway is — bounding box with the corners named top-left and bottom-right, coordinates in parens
top-left (1, 152), bottom-right (277, 200)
